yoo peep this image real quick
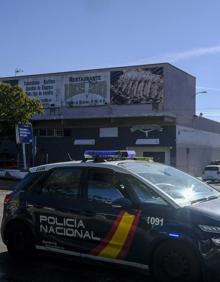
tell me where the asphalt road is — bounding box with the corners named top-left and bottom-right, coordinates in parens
top-left (0, 179), bottom-right (151, 282)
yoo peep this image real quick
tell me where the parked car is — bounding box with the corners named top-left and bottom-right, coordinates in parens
top-left (202, 164), bottom-right (220, 182)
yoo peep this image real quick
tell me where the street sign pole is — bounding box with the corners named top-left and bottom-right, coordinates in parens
top-left (32, 136), bottom-right (37, 166)
top-left (22, 143), bottom-right (27, 170)
top-left (16, 124), bottom-right (33, 170)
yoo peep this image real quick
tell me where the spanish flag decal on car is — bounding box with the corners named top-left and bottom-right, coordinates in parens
top-left (91, 210), bottom-right (141, 259)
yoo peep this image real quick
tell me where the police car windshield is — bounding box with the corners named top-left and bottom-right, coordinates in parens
top-left (119, 162), bottom-right (220, 206)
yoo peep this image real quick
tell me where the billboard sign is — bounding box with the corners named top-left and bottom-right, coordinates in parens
top-left (110, 67), bottom-right (164, 105)
top-left (2, 66), bottom-right (164, 109)
top-left (18, 76), bottom-right (62, 108)
top-left (64, 72), bottom-right (110, 107)
top-left (16, 124), bottom-right (33, 144)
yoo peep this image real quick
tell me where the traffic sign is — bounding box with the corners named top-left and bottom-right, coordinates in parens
top-left (16, 124), bottom-right (33, 144)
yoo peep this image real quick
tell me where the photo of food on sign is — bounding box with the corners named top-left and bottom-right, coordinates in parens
top-left (110, 68), bottom-right (164, 105)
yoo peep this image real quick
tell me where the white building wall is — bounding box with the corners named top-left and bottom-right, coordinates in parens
top-left (176, 125), bottom-right (220, 176)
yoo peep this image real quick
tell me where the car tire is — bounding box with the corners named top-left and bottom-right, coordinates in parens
top-left (5, 222), bottom-right (35, 260)
top-left (152, 240), bottom-right (201, 282)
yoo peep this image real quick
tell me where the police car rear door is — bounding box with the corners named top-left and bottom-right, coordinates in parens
top-left (25, 166), bottom-right (85, 253)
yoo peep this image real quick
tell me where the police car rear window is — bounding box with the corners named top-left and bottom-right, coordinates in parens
top-left (38, 167), bottom-right (82, 198)
top-left (14, 172), bottom-right (44, 192)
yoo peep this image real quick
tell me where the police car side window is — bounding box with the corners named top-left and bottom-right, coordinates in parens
top-left (87, 170), bottom-right (124, 204)
top-left (125, 175), bottom-right (168, 206)
top-left (39, 167), bottom-right (82, 198)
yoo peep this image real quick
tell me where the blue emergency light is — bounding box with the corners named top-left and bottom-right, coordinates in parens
top-left (169, 233), bottom-right (180, 238)
top-left (84, 150), bottom-right (136, 159)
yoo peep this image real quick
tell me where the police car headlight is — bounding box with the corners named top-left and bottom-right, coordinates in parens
top-left (199, 225), bottom-right (220, 233)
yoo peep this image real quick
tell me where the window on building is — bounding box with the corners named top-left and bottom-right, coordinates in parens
top-left (37, 128), bottom-right (64, 137)
top-left (55, 128), bottom-right (64, 137)
top-left (39, 128), bottom-right (47, 137)
top-left (74, 139), bottom-right (95, 145)
top-left (99, 127), bottom-right (118, 138)
top-left (47, 129), bottom-right (54, 137)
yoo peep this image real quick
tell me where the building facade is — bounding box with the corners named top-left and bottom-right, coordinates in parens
top-left (1, 63), bottom-right (220, 176)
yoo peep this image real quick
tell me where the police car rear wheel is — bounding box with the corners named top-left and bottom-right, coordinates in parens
top-left (152, 241), bottom-right (200, 282)
top-left (6, 222), bottom-right (35, 260)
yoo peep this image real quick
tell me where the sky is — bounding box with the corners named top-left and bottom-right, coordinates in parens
top-left (1, 0), bottom-right (220, 120)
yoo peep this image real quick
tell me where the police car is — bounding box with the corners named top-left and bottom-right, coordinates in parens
top-left (2, 150), bottom-right (220, 282)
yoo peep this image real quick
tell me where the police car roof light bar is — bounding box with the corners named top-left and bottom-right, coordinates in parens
top-left (84, 150), bottom-right (136, 160)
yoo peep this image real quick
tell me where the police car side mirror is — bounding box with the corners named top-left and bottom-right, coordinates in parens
top-left (112, 198), bottom-right (133, 209)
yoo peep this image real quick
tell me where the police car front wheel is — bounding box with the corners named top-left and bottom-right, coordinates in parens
top-left (5, 222), bottom-right (35, 260)
top-left (152, 241), bottom-right (201, 282)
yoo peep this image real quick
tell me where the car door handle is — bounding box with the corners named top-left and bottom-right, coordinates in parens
top-left (27, 203), bottom-right (43, 209)
top-left (82, 210), bottom-right (96, 217)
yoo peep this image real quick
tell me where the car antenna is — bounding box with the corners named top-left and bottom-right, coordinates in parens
top-left (67, 152), bottom-right (73, 161)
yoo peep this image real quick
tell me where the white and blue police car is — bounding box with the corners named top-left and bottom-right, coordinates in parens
top-left (2, 150), bottom-right (220, 282)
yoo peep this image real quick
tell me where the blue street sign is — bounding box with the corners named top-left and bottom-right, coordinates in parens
top-left (16, 124), bottom-right (33, 144)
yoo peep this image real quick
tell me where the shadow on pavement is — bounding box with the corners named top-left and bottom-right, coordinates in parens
top-left (0, 252), bottom-right (151, 282)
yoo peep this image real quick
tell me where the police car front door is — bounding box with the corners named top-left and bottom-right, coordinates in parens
top-left (79, 168), bottom-right (143, 263)
top-left (26, 167), bottom-right (84, 253)
top-left (79, 168), bottom-right (175, 266)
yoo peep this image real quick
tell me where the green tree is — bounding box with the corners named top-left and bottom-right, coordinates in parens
top-left (0, 83), bottom-right (44, 135)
